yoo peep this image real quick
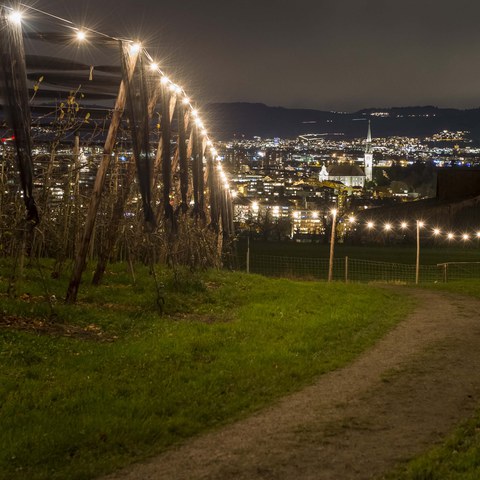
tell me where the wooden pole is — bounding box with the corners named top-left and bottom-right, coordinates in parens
top-left (328, 209), bottom-right (337, 282)
top-left (65, 42), bottom-right (138, 303)
top-left (416, 220), bottom-right (420, 285)
top-left (176, 102), bottom-right (189, 212)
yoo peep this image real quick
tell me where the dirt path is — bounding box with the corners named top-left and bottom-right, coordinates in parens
top-left (102, 288), bottom-right (480, 480)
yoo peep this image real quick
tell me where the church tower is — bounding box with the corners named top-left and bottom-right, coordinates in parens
top-left (364, 120), bottom-right (373, 182)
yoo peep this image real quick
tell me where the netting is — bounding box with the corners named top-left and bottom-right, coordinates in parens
top-left (244, 254), bottom-right (478, 284)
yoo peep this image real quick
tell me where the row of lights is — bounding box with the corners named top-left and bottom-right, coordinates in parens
top-left (249, 204), bottom-right (480, 240)
top-left (5, 7), bottom-right (233, 194)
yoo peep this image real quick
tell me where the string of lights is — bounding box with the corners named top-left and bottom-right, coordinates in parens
top-left (1, 3), bottom-right (234, 194)
top-left (305, 210), bottom-right (480, 242)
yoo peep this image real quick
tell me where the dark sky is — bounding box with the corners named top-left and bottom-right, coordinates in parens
top-left (34, 0), bottom-right (480, 111)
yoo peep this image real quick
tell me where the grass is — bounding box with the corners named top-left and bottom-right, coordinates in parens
top-left (0, 260), bottom-right (412, 480)
top-left (382, 279), bottom-right (480, 480)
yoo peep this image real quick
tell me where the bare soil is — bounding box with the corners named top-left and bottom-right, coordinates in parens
top-left (102, 288), bottom-right (480, 480)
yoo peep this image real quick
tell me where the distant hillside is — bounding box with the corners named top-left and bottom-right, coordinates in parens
top-left (204, 103), bottom-right (480, 141)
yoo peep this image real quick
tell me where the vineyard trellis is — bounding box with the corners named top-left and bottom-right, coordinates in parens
top-left (0, 5), bottom-right (234, 304)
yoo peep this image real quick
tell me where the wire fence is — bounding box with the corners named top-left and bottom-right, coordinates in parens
top-left (245, 254), bottom-right (480, 283)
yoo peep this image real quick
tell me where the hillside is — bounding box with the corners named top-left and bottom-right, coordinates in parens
top-left (204, 103), bottom-right (480, 141)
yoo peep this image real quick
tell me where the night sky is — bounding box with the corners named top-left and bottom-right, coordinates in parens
top-left (34, 1), bottom-right (480, 111)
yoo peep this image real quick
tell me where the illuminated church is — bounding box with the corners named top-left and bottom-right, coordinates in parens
top-left (319, 121), bottom-right (373, 188)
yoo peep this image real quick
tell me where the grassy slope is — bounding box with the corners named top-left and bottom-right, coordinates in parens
top-left (384, 280), bottom-right (480, 480)
top-left (0, 262), bottom-right (411, 480)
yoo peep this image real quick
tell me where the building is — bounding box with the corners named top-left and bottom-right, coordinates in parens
top-left (325, 163), bottom-right (366, 188)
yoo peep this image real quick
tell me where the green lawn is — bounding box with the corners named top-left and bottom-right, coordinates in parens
top-left (0, 261), bottom-right (412, 480)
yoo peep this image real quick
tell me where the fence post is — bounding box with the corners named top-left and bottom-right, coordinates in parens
top-left (246, 236), bottom-right (250, 273)
top-left (345, 256), bottom-right (349, 283)
top-left (444, 263), bottom-right (448, 283)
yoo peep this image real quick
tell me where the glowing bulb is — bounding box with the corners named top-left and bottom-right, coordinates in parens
top-left (161, 76), bottom-right (169, 85)
top-left (76, 30), bottom-right (87, 41)
top-left (463, 233), bottom-right (470, 241)
top-left (447, 232), bottom-right (454, 240)
top-left (169, 83), bottom-right (177, 92)
top-left (401, 222), bottom-right (408, 229)
top-left (476, 231), bottom-right (480, 238)
top-left (129, 42), bottom-right (141, 54)
top-left (367, 221), bottom-right (374, 229)
top-left (150, 62), bottom-right (158, 71)
top-left (210, 148), bottom-right (217, 156)
top-left (331, 208), bottom-right (337, 216)
top-left (174, 85), bottom-right (182, 94)
top-left (231, 190), bottom-right (238, 198)
top-left (348, 216), bottom-right (355, 223)
top-left (195, 118), bottom-right (204, 128)
top-left (417, 220), bottom-right (424, 228)
top-left (384, 223), bottom-right (392, 231)
top-left (201, 129), bottom-right (207, 136)
top-left (182, 97), bottom-right (190, 105)
top-left (252, 202), bottom-right (259, 212)
top-left (312, 211), bottom-right (319, 219)
top-left (433, 228), bottom-right (441, 236)
top-left (206, 140), bottom-right (213, 147)
top-left (192, 109), bottom-right (199, 118)
top-left (9, 10), bottom-right (22, 25)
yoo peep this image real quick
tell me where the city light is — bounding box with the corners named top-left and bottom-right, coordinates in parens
top-left (401, 222), bottom-right (408, 229)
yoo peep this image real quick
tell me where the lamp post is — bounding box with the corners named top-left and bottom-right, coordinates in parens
top-left (328, 208), bottom-right (337, 282)
top-left (416, 220), bottom-right (424, 285)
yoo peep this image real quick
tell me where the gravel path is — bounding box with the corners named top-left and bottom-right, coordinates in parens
top-left (102, 288), bottom-right (480, 480)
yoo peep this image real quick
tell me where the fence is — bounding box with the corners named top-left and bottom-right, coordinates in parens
top-left (246, 254), bottom-right (480, 283)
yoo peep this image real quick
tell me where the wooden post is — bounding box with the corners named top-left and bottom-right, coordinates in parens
top-left (92, 67), bottom-right (163, 286)
top-left (416, 220), bottom-right (420, 285)
top-left (153, 92), bottom-right (177, 223)
top-left (345, 255), bottom-right (349, 283)
top-left (328, 209), bottom-right (337, 282)
top-left (176, 102), bottom-right (189, 212)
top-left (65, 42), bottom-right (138, 303)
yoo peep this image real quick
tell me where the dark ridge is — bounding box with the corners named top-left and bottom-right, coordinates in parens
top-left (205, 102), bottom-right (480, 141)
